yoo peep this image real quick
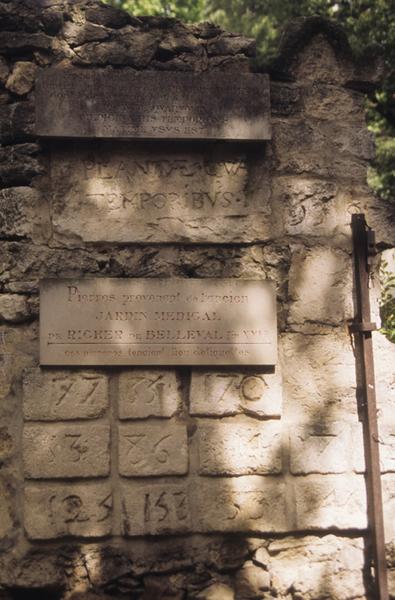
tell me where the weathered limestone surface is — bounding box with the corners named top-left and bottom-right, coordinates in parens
top-left (24, 482), bottom-right (113, 539)
top-left (23, 423), bottom-right (110, 478)
top-left (197, 419), bottom-right (282, 475)
top-left (49, 141), bottom-right (273, 244)
top-left (0, 2), bottom-right (393, 598)
top-left (190, 370), bottom-right (282, 417)
top-left (118, 421), bottom-right (188, 476)
top-left (118, 369), bottom-right (181, 419)
top-left (23, 368), bottom-right (108, 420)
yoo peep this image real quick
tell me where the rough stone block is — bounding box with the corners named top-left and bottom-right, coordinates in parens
top-left (289, 421), bottom-right (354, 474)
top-left (196, 477), bottom-right (287, 533)
top-left (235, 561), bottom-right (270, 597)
top-left (118, 421), bottom-right (188, 476)
top-left (6, 61), bottom-right (38, 95)
top-left (121, 482), bottom-right (190, 536)
top-left (0, 294), bottom-right (29, 323)
top-left (272, 118), bottom-right (368, 182)
top-left (118, 370), bottom-right (180, 419)
top-left (280, 332), bottom-right (358, 422)
top-left (0, 186), bottom-right (49, 242)
top-left (190, 371), bottom-right (282, 418)
top-left (198, 420), bottom-right (282, 475)
top-left (288, 246), bottom-right (353, 327)
top-left (268, 535), bottom-right (365, 599)
top-left (23, 423), bottom-right (110, 478)
top-left (24, 482), bottom-right (113, 539)
top-left (0, 144), bottom-right (43, 187)
top-left (294, 475), bottom-right (367, 530)
top-left (303, 84), bottom-right (365, 123)
top-left (23, 368), bottom-right (108, 420)
top-left (272, 176), bottom-right (344, 239)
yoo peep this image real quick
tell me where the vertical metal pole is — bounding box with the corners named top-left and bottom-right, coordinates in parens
top-left (351, 213), bottom-right (389, 600)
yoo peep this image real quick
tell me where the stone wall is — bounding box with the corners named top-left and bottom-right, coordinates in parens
top-left (0, 1), bottom-right (395, 599)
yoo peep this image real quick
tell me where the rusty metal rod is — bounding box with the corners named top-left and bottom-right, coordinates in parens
top-left (351, 213), bottom-right (388, 600)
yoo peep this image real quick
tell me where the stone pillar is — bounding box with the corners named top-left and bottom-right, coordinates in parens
top-left (0, 3), bottom-right (394, 598)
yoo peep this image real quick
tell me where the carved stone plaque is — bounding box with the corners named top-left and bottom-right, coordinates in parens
top-left (40, 279), bottom-right (277, 366)
top-left (35, 69), bottom-right (271, 141)
top-left (49, 141), bottom-right (272, 244)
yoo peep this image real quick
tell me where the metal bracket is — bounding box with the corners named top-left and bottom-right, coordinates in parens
top-left (349, 321), bottom-right (377, 333)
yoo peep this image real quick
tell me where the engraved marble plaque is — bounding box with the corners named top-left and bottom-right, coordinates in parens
top-left (40, 279), bottom-right (277, 366)
top-left (35, 69), bottom-right (271, 141)
top-left (49, 141), bottom-right (272, 244)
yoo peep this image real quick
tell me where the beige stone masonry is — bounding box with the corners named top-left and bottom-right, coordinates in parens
top-left (197, 419), bottom-right (282, 475)
top-left (196, 476), bottom-right (287, 533)
top-left (288, 246), bottom-right (353, 327)
top-left (23, 423), bottom-right (110, 478)
top-left (121, 482), bottom-right (190, 536)
top-left (118, 421), bottom-right (188, 476)
top-left (23, 368), bottom-right (108, 420)
top-left (24, 482), bottom-right (113, 539)
top-left (294, 475), bottom-right (367, 530)
top-left (289, 421), bottom-right (357, 474)
top-left (118, 369), bottom-right (181, 419)
top-left (190, 370), bottom-right (282, 418)
top-left (280, 332), bottom-right (358, 422)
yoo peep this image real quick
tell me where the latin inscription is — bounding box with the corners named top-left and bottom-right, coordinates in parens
top-left (40, 278), bottom-right (277, 366)
top-left (36, 70), bottom-right (271, 140)
top-left (50, 143), bottom-right (272, 244)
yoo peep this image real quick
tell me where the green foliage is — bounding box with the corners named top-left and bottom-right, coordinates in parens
top-left (103, 0), bottom-right (206, 21)
top-left (379, 260), bottom-right (395, 342)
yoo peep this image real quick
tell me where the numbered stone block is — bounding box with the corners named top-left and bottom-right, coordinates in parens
top-left (23, 368), bottom-right (108, 420)
top-left (190, 371), bottom-right (282, 418)
top-left (118, 370), bottom-right (181, 419)
top-left (23, 423), bottom-right (110, 478)
top-left (24, 482), bottom-right (113, 539)
top-left (290, 421), bottom-right (353, 474)
top-left (198, 420), bottom-right (282, 475)
top-left (195, 476), bottom-right (287, 533)
top-left (121, 482), bottom-right (190, 536)
top-left (294, 475), bottom-right (367, 530)
top-left (118, 422), bottom-right (188, 476)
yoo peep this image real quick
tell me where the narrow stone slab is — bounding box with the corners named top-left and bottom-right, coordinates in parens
top-left (39, 278), bottom-right (277, 366)
top-left (49, 142), bottom-right (272, 244)
top-left (35, 68), bottom-right (271, 141)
